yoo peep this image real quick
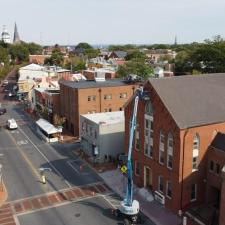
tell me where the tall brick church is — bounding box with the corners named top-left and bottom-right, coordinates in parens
top-left (125, 73), bottom-right (225, 225)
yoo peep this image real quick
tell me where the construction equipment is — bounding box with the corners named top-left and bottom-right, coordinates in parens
top-left (114, 87), bottom-right (146, 225)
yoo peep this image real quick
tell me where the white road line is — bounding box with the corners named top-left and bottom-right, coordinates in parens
top-left (67, 160), bottom-right (80, 173)
top-left (18, 127), bottom-right (71, 188)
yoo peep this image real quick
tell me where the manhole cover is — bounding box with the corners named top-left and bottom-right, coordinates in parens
top-left (75, 213), bottom-right (81, 217)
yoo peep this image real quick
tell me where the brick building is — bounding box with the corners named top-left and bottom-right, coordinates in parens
top-left (60, 79), bottom-right (139, 137)
top-left (124, 74), bottom-right (225, 224)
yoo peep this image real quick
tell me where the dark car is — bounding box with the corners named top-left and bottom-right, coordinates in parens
top-left (0, 108), bottom-right (6, 115)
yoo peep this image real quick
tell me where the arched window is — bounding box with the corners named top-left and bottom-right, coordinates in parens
top-left (167, 133), bottom-right (173, 169)
top-left (192, 133), bottom-right (200, 171)
top-left (144, 101), bottom-right (154, 157)
top-left (145, 101), bottom-right (153, 117)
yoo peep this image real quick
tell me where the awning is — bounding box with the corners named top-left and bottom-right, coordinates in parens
top-left (36, 118), bottom-right (61, 135)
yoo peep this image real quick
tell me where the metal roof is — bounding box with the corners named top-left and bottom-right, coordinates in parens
top-left (59, 79), bottom-right (132, 89)
top-left (149, 73), bottom-right (225, 129)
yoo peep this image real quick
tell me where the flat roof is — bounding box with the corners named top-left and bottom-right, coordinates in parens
top-left (60, 79), bottom-right (133, 89)
top-left (81, 111), bottom-right (124, 125)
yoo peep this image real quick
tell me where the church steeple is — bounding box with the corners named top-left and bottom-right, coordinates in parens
top-left (174, 35), bottom-right (177, 46)
top-left (13, 22), bottom-right (20, 44)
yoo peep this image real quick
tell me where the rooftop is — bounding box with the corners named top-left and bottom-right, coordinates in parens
top-left (81, 111), bottom-right (124, 125)
top-left (60, 79), bottom-right (134, 89)
top-left (149, 73), bottom-right (225, 129)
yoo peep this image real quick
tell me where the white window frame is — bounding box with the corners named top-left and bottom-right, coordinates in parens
top-left (159, 130), bottom-right (165, 165)
top-left (158, 175), bottom-right (164, 193)
top-left (192, 134), bottom-right (199, 172)
top-left (166, 181), bottom-right (172, 199)
top-left (190, 184), bottom-right (197, 202)
top-left (135, 123), bottom-right (140, 150)
top-left (167, 133), bottom-right (173, 169)
top-left (135, 161), bottom-right (140, 176)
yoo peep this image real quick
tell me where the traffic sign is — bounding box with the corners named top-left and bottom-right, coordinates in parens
top-left (121, 165), bottom-right (127, 173)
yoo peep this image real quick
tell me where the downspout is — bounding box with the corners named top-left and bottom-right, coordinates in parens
top-left (99, 88), bottom-right (102, 112)
top-left (180, 129), bottom-right (189, 213)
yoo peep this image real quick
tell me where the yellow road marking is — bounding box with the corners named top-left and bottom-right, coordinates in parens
top-left (6, 129), bottom-right (41, 181)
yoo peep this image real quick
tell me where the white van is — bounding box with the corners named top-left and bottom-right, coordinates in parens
top-left (7, 119), bottom-right (18, 129)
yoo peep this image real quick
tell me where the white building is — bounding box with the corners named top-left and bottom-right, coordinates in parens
top-left (1, 25), bottom-right (11, 44)
top-left (80, 111), bottom-right (125, 163)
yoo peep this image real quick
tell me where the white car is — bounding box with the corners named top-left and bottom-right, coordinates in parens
top-left (7, 119), bottom-right (18, 129)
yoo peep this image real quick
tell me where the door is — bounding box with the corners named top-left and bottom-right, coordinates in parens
top-left (144, 166), bottom-right (152, 189)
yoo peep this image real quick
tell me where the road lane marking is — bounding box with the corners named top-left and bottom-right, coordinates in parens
top-left (18, 127), bottom-right (71, 188)
top-left (6, 130), bottom-right (41, 181)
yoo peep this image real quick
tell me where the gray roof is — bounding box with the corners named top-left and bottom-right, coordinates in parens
top-left (59, 79), bottom-right (132, 89)
top-left (211, 132), bottom-right (225, 153)
top-left (114, 51), bottom-right (127, 58)
top-left (149, 73), bottom-right (225, 129)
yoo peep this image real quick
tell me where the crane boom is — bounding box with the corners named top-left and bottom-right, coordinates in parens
top-left (125, 87), bottom-right (143, 207)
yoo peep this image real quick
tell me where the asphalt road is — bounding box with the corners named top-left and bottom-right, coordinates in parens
top-left (17, 196), bottom-right (124, 225)
top-left (0, 104), bottom-right (102, 201)
top-left (0, 71), bottom-right (155, 225)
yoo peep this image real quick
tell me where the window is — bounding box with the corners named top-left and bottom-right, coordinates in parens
top-left (166, 181), bottom-right (172, 198)
top-left (210, 161), bottom-right (214, 172)
top-left (192, 134), bottom-right (200, 171)
top-left (167, 133), bottom-right (173, 169)
top-left (109, 108), bottom-right (112, 112)
top-left (191, 184), bottom-right (197, 201)
top-left (120, 93), bottom-right (127, 99)
top-left (88, 95), bottom-right (96, 101)
top-left (159, 130), bottom-right (165, 164)
top-left (216, 163), bottom-right (220, 174)
top-left (94, 129), bottom-right (97, 139)
top-left (104, 109), bottom-right (108, 112)
top-left (135, 161), bottom-right (140, 176)
top-left (158, 176), bottom-right (164, 193)
top-left (119, 107), bottom-right (123, 111)
top-left (144, 101), bottom-right (154, 158)
top-left (135, 123), bottom-right (140, 150)
top-left (104, 94), bottom-right (112, 100)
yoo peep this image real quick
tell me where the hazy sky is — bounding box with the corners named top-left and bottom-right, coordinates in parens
top-left (1, 0), bottom-right (225, 45)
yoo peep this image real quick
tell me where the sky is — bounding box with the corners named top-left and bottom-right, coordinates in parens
top-left (1, 0), bottom-right (225, 46)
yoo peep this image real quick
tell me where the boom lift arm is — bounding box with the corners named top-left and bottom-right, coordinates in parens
top-left (117, 87), bottom-right (145, 224)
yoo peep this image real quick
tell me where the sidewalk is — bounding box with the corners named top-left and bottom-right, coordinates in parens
top-left (99, 169), bottom-right (182, 225)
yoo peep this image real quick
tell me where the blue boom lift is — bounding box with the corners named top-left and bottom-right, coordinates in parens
top-left (115, 87), bottom-right (146, 225)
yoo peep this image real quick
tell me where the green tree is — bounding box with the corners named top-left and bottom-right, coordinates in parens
top-left (44, 48), bottom-right (64, 66)
top-left (75, 42), bottom-right (93, 50)
top-left (9, 44), bottom-right (29, 63)
top-left (0, 46), bottom-right (9, 65)
top-left (117, 61), bottom-right (153, 79)
top-left (125, 50), bottom-right (146, 62)
top-left (25, 42), bottom-right (43, 55)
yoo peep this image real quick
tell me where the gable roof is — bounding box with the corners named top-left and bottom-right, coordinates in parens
top-left (149, 73), bottom-right (225, 129)
top-left (210, 132), bottom-right (225, 153)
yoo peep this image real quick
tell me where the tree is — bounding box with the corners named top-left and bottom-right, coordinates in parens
top-left (0, 46), bottom-right (9, 65)
top-left (9, 44), bottom-right (29, 63)
top-left (75, 42), bottom-right (93, 50)
top-left (125, 50), bottom-right (146, 62)
top-left (25, 42), bottom-right (43, 55)
top-left (117, 61), bottom-right (153, 79)
top-left (44, 48), bottom-right (64, 66)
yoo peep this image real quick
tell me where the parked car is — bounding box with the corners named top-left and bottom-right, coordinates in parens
top-left (0, 108), bottom-right (6, 115)
top-left (7, 119), bottom-right (18, 129)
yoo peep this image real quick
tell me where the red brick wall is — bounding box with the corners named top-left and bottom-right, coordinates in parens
top-left (124, 80), bottom-right (225, 214)
top-left (219, 168), bottom-right (225, 225)
top-left (60, 83), bottom-right (137, 136)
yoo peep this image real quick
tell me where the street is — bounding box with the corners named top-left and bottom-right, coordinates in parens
top-left (0, 102), bottom-right (154, 225)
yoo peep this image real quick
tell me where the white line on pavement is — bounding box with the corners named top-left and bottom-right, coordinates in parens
top-left (18, 127), bottom-right (71, 188)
